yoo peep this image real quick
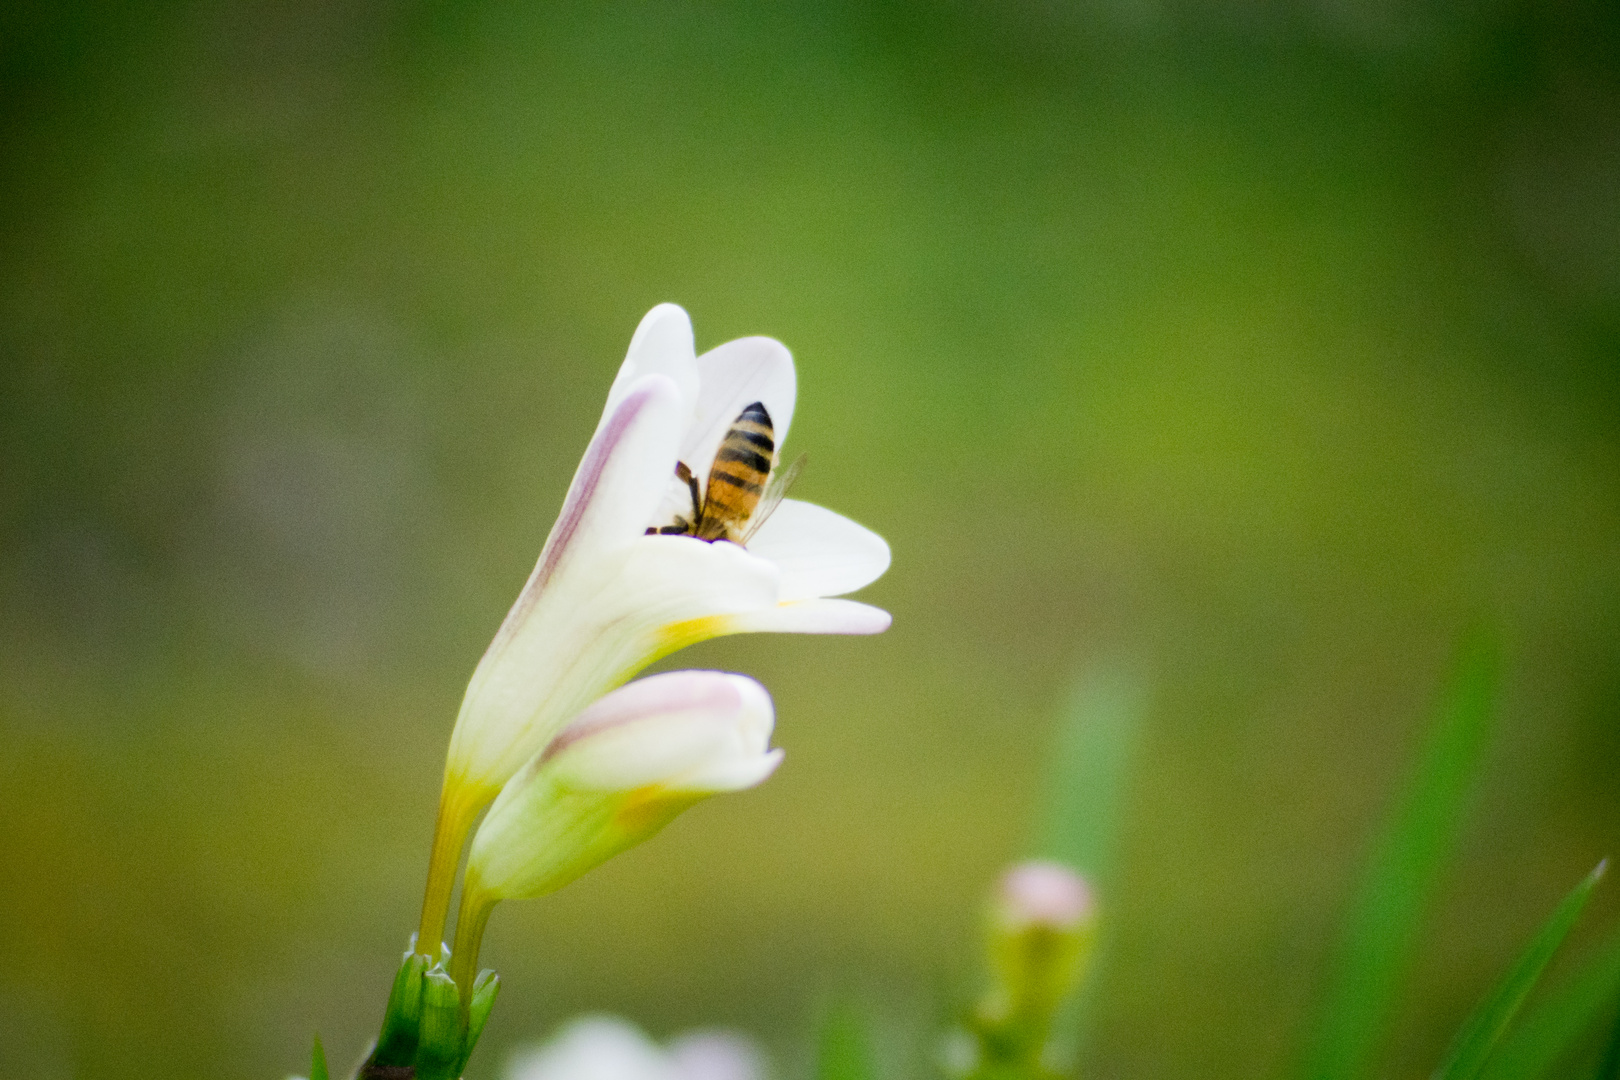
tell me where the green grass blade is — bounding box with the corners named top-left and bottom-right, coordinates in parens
top-left (1302, 630), bottom-right (1501, 1080)
top-left (1034, 662), bottom-right (1148, 886)
top-left (1031, 662), bottom-right (1148, 1071)
top-left (310, 1034), bottom-right (330, 1080)
top-left (1433, 861), bottom-right (1608, 1080)
top-left (1595, 1002), bottom-right (1620, 1080)
top-left (1480, 922), bottom-right (1620, 1080)
top-left (816, 997), bottom-right (877, 1080)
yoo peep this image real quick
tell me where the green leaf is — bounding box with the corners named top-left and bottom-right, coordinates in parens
top-left (1302, 629), bottom-right (1501, 1080)
top-left (1433, 860), bottom-right (1608, 1080)
top-left (1034, 663), bottom-right (1147, 885)
top-left (373, 949), bottom-right (430, 1067)
top-left (1595, 1001), bottom-right (1620, 1080)
top-left (1480, 922), bottom-right (1620, 1080)
top-left (413, 968), bottom-right (467, 1080)
top-left (816, 997), bottom-right (877, 1080)
top-left (310, 1035), bottom-right (330, 1080)
top-left (1031, 663), bottom-right (1147, 1070)
top-left (453, 969), bottom-right (502, 1078)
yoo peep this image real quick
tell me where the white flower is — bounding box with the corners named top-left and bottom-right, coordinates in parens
top-left (461, 670), bottom-right (781, 910)
top-left (507, 1016), bottom-right (768, 1080)
top-left (447, 302), bottom-right (889, 801)
top-left (417, 304), bottom-right (888, 955)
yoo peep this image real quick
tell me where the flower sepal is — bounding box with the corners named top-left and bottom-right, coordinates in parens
top-left (359, 945), bottom-right (499, 1080)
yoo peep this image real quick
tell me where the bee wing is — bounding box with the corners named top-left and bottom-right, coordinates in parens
top-left (739, 452), bottom-right (806, 544)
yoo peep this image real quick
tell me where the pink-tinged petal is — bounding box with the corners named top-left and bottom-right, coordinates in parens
top-left (602, 304), bottom-right (700, 430)
top-left (721, 598), bottom-right (891, 635)
top-left (543, 670), bottom-right (746, 764)
top-left (449, 532), bottom-right (779, 791)
top-left (681, 336), bottom-right (796, 488)
top-left (489, 375), bottom-right (684, 653)
top-left (995, 861), bottom-right (1097, 931)
top-left (745, 498), bottom-right (890, 601)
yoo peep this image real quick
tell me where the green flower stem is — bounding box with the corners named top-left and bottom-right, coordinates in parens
top-left (450, 881), bottom-right (498, 1006)
top-left (417, 781), bottom-right (493, 958)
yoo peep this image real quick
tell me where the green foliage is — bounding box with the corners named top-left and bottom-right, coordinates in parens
top-left (1033, 665), bottom-right (1146, 1062)
top-left (411, 969), bottom-right (466, 1080)
top-left (816, 998), bottom-right (878, 1080)
top-left (310, 1035), bottom-right (330, 1080)
top-left (361, 950), bottom-right (497, 1080)
top-left (1036, 664), bottom-right (1147, 887)
top-left (454, 970), bottom-right (502, 1078)
top-left (1303, 631), bottom-right (1501, 1080)
top-left (373, 949), bottom-right (431, 1067)
top-left (1595, 1005), bottom-right (1620, 1080)
top-left (1433, 861), bottom-right (1608, 1080)
top-left (1480, 924), bottom-right (1620, 1080)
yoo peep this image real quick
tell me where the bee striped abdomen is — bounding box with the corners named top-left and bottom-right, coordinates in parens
top-left (695, 401), bottom-right (775, 541)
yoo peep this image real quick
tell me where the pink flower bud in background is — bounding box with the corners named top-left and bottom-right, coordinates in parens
top-left (994, 860), bottom-right (1097, 933)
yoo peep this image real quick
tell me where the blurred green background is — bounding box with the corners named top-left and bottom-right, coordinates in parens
top-left (2, 2), bottom-right (1618, 1077)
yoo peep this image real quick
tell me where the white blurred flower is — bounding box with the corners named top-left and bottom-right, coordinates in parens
top-left (418, 304), bottom-right (890, 951)
top-left (507, 1016), bottom-right (767, 1080)
top-left (667, 1031), bottom-right (769, 1080)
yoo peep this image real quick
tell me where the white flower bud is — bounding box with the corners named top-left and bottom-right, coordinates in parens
top-left (464, 671), bottom-right (782, 906)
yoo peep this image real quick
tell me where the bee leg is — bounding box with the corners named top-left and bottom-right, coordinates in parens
top-left (675, 460), bottom-right (703, 522)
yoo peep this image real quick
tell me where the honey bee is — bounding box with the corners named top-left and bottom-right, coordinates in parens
top-left (648, 400), bottom-right (804, 545)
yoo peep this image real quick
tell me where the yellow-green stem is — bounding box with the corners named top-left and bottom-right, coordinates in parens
top-left (416, 781), bottom-right (488, 959)
top-left (450, 879), bottom-right (496, 1003)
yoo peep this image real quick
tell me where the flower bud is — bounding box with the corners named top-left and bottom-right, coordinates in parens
top-left (464, 671), bottom-right (782, 906)
top-left (992, 860), bottom-right (1097, 934)
top-left (970, 861), bottom-right (1099, 1079)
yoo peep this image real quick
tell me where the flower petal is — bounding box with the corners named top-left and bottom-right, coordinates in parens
top-left (508, 1017), bottom-right (679, 1080)
top-left (545, 671), bottom-right (770, 792)
top-left (745, 498), bottom-right (891, 601)
top-left (721, 598), bottom-right (892, 635)
top-left (447, 519), bottom-right (779, 793)
top-left (668, 1031), bottom-right (770, 1080)
top-left (675, 746), bottom-right (784, 793)
top-left (681, 335), bottom-right (796, 489)
top-left (602, 304), bottom-right (700, 431)
top-left (485, 375), bottom-right (684, 651)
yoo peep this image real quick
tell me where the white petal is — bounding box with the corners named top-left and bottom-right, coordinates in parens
top-left (447, 528), bottom-right (779, 792)
top-left (547, 670), bottom-right (765, 791)
top-left (668, 1031), bottom-right (770, 1080)
top-left (721, 598), bottom-right (892, 635)
top-left (557, 711), bottom-right (736, 791)
top-left (602, 305), bottom-right (700, 431)
top-left (508, 1017), bottom-right (679, 1080)
top-left (549, 669), bottom-right (747, 755)
top-left (746, 499), bottom-right (891, 601)
top-left (681, 336), bottom-right (796, 489)
top-left (544, 670), bottom-right (778, 793)
top-left (480, 375), bottom-right (684, 675)
top-left (614, 535), bottom-right (781, 620)
top-left (673, 746), bottom-right (783, 793)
